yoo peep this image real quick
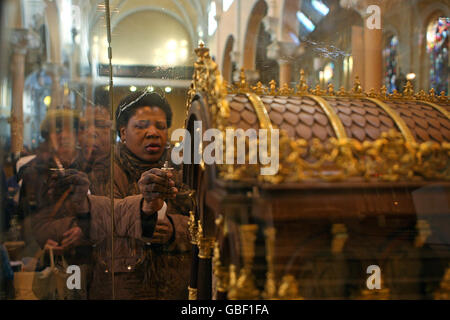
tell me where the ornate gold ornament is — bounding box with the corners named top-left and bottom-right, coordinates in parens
top-left (262, 227), bottom-right (277, 299)
top-left (277, 274), bottom-right (304, 300)
top-left (188, 191), bottom-right (198, 245)
top-left (188, 286), bottom-right (198, 300)
top-left (188, 210), bottom-right (198, 245)
top-left (213, 241), bottom-right (230, 293)
top-left (331, 223), bottom-right (348, 254)
top-left (187, 45), bottom-right (449, 184)
top-left (227, 224), bottom-right (260, 300)
top-left (434, 266), bottom-right (450, 300)
top-left (187, 43), bottom-right (230, 131)
top-left (197, 220), bottom-right (215, 259)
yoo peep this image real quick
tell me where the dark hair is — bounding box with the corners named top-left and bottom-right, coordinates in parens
top-left (94, 86), bottom-right (110, 107)
top-left (115, 91), bottom-right (172, 137)
top-left (40, 109), bottom-right (80, 140)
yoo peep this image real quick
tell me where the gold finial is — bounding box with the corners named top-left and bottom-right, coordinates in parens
top-left (311, 84), bottom-right (324, 96)
top-left (225, 80), bottom-right (235, 94)
top-left (403, 81), bottom-right (415, 98)
top-left (279, 83), bottom-right (293, 96)
top-left (429, 88), bottom-right (437, 101)
top-left (195, 42), bottom-right (209, 59)
top-left (337, 86), bottom-right (347, 96)
top-left (237, 68), bottom-right (249, 93)
top-left (415, 90), bottom-right (427, 101)
top-left (380, 85), bottom-right (388, 99)
top-left (296, 69), bottom-right (309, 95)
top-left (251, 81), bottom-right (265, 95)
top-left (439, 91), bottom-right (448, 103)
top-left (268, 80), bottom-right (277, 95)
top-left (389, 89), bottom-right (402, 99)
top-left (327, 83), bottom-right (335, 96)
top-left (352, 76), bottom-right (363, 95)
top-left (367, 88), bottom-right (378, 98)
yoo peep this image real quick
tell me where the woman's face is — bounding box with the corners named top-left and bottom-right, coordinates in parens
top-left (79, 106), bottom-right (112, 161)
top-left (48, 119), bottom-right (78, 165)
top-left (120, 106), bottom-right (168, 162)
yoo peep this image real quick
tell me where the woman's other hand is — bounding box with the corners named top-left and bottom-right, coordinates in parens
top-left (138, 168), bottom-right (178, 214)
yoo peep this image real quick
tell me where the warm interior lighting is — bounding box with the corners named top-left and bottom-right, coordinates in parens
top-left (130, 86), bottom-right (137, 92)
top-left (43, 96), bottom-right (51, 106)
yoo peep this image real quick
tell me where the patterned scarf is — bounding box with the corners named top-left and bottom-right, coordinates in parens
top-left (115, 142), bottom-right (170, 195)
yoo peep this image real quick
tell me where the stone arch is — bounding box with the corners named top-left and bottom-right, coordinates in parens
top-left (111, 6), bottom-right (196, 50)
top-left (222, 35), bottom-right (234, 83)
top-left (242, 0), bottom-right (268, 71)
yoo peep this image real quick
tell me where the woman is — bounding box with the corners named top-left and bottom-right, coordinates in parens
top-left (90, 90), bottom-right (192, 299)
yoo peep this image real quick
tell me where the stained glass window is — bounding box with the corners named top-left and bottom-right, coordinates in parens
top-left (427, 17), bottom-right (449, 94)
top-left (383, 35), bottom-right (398, 93)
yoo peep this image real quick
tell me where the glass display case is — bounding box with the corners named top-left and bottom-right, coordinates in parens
top-left (0, 0), bottom-right (448, 301)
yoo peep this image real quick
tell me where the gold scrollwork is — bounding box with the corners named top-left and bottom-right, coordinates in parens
top-left (221, 129), bottom-right (449, 184)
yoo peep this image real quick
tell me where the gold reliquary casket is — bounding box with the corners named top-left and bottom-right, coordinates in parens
top-left (183, 44), bottom-right (450, 300)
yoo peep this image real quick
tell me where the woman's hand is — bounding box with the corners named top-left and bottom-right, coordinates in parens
top-left (44, 239), bottom-right (64, 255)
top-left (61, 226), bottom-right (84, 249)
top-left (138, 168), bottom-right (178, 214)
top-left (50, 169), bottom-right (90, 213)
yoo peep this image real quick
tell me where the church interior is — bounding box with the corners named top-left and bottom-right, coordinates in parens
top-left (0, 0), bottom-right (449, 300)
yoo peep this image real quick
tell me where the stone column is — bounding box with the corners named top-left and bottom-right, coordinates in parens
top-left (278, 59), bottom-right (292, 86)
top-left (44, 63), bottom-right (64, 109)
top-left (9, 29), bottom-right (39, 157)
top-left (343, 0), bottom-right (385, 91)
top-left (266, 41), bottom-right (298, 86)
top-left (351, 25), bottom-right (365, 88)
top-left (364, 27), bottom-right (383, 91)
